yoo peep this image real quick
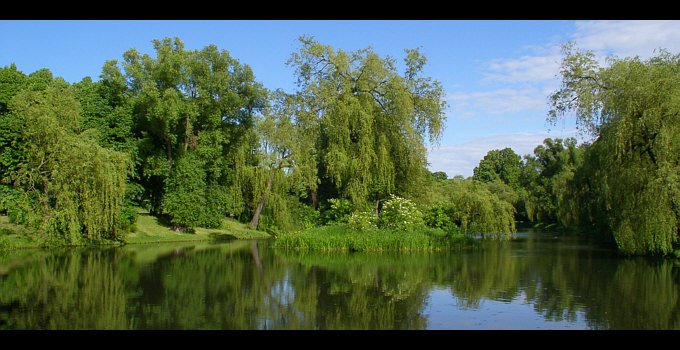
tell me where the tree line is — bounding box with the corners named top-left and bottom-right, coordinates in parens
top-left (470, 44), bottom-right (679, 255)
top-left (0, 38), bottom-right (677, 255)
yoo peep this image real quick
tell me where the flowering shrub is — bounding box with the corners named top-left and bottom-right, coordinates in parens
top-left (379, 194), bottom-right (424, 231)
top-left (347, 210), bottom-right (378, 231)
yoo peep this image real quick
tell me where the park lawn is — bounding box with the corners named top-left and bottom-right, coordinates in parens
top-left (119, 210), bottom-right (271, 244)
top-left (0, 212), bottom-right (270, 250)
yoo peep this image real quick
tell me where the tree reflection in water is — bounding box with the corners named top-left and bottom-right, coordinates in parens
top-left (0, 234), bottom-right (678, 329)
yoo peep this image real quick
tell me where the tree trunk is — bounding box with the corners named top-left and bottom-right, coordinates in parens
top-left (183, 115), bottom-right (192, 152)
top-left (249, 174), bottom-right (273, 230)
top-left (165, 137), bottom-right (173, 170)
top-left (311, 189), bottom-right (318, 209)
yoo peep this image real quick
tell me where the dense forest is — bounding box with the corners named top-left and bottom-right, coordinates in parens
top-left (0, 38), bottom-right (678, 255)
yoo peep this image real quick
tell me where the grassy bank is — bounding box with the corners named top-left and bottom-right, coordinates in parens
top-left (0, 212), bottom-right (270, 251)
top-left (127, 212), bottom-right (270, 244)
top-left (272, 224), bottom-right (476, 252)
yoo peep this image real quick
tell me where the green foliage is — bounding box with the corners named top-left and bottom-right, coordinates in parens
top-left (0, 64), bottom-right (27, 114)
top-left (414, 174), bottom-right (516, 238)
top-left (6, 79), bottom-right (130, 244)
top-left (162, 154), bottom-right (209, 232)
top-left (473, 147), bottom-right (522, 189)
top-left (273, 224), bottom-right (472, 252)
top-left (117, 204), bottom-right (138, 233)
top-left (522, 137), bottom-right (582, 225)
top-left (423, 206), bottom-right (454, 231)
top-left (549, 45), bottom-right (680, 255)
top-left (120, 37), bottom-right (266, 217)
top-left (289, 37), bottom-right (446, 206)
top-left (431, 171), bottom-right (448, 181)
top-left (347, 209), bottom-right (379, 231)
top-left (379, 194), bottom-right (424, 231)
top-left (287, 198), bottom-right (320, 231)
top-left (322, 198), bottom-right (354, 224)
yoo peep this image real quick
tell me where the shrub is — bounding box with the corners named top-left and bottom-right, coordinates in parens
top-left (423, 206), bottom-right (453, 230)
top-left (293, 202), bottom-right (321, 230)
top-left (348, 210), bottom-right (378, 231)
top-left (379, 195), bottom-right (424, 231)
top-left (117, 204), bottom-right (137, 233)
top-left (322, 198), bottom-right (353, 224)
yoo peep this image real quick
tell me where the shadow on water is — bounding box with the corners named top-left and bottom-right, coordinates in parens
top-left (0, 234), bottom-right (678, 329)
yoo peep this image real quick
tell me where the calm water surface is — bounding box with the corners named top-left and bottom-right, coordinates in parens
top-left (1, 232), bottom-right (679, 329)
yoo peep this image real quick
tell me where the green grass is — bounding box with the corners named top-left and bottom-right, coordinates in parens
top-left (124, 210), bottom-right (271, 244)
top-left (272, 224), bottom-right (476, 252)
top-left (0, 215), bottom-right (40, 250)
top-left (0, 211), bottom-right (270, 250)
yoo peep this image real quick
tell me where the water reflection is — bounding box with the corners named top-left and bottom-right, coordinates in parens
top-left (0, 234), bottom-right (678, 329)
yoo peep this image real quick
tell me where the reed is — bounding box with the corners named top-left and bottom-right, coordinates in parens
top-left (272, 224), bottom-right (475, 252)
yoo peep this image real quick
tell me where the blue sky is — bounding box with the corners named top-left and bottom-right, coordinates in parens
top-left (2, 20), bottom-right (679, 177)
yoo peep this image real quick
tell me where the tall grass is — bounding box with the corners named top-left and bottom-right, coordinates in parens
top-left (272, 225), bottom-right (475, 252)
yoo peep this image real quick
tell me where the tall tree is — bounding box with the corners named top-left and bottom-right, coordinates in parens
top-left (112, 37), bottom-right (266, 229)
top-left (473, 148), bottom-right (522, 189)
top-left (288, 37), bottom-right (446, 210)
top-left (7, 75), bottom-right (129, 243)
top-left (0, 64), bottom-right (28, 185)
top-left (248, 91), bottom-right (318, 230)
top-left (549, 44), bottom-right (680, 255)
top-left (522, 137), bottom-right (581, 224)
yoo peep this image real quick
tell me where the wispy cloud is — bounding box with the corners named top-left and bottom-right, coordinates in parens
top-left (483, 52), bottom-right (562, 84)
top-left (573, 20), bottom-right (680, 58)
top-left (447, 87), bottom-right (547, 117)
top-left (428, 131), bottom-right (578, 178)
top-left (438, 20), bottom-right (680, 177)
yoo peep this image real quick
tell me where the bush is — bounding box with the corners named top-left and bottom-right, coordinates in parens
top-left (423, 206), bottom-right (453, 230)
top-left (292, 202), bottom-right (321, 230)
top-left (117, 204), bottom-right (137, 233)
top-left (379, 195), bottom-right (424, 231)
top-left (322, 198), bottom-right (353, 224)
top-left (348, 210), bottom-right (378, 231)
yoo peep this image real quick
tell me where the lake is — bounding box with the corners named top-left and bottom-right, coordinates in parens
top-left (1, 231), bottom-right (678, 330)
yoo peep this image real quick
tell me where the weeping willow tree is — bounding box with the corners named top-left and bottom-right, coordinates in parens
top-left (422, 178), bottom-right (516, 238)
top-left (549, 44), bottom-right (680, 255)
top-left (8, 78), bottom-right (129, 243)
top-left (446, 180), bottom-right (516, 238)
top-left (245, 91), bottom-right (319, 230)
top-left (288, 37), bottom-right (446, 210)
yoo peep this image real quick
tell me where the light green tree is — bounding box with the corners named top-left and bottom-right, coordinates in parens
top-left (549, 44), bottom-right (680, 255)
top-left (247, 91), bottom-right (318, 230)
top-left (288, 37), bottom-right (446, 210)
top-left (8, 76), bottom-right (129, 243)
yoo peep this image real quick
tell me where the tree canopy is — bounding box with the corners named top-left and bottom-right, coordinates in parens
top-left (548, 44), bottom-right (680, 255)
top-left (288, 37), bottom-right (446, 208)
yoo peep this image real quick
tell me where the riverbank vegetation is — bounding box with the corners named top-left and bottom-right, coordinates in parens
top-left (0, 37), bottom-right (677, 255)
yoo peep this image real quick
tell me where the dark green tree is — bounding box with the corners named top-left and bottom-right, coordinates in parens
top-left (472, 147), bottom-right (522, 189)
top-left (111, 37), bottom-right (266, 229)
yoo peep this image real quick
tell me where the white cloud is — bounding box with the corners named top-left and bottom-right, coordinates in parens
top-left (476, 20), bottom-right (680, 89)
top-left (483, 52), bottom-right (562, 84)
top-left (573, 20), bottom-right (680, 59)
top-left (447, 87), bottom-right (547, 117)
top-left (428, 130), bottom-right (579, 178)
top-left (433, 20), bottom-right (680, 179)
